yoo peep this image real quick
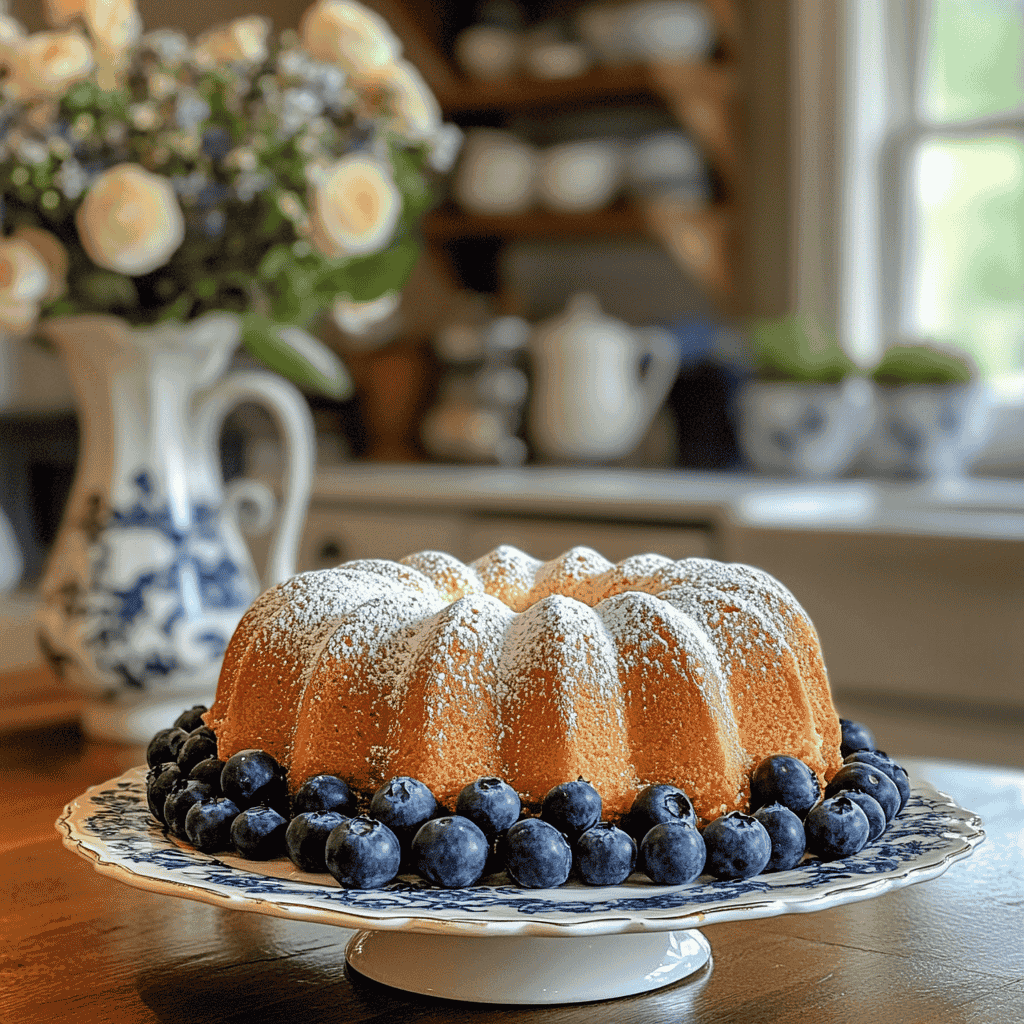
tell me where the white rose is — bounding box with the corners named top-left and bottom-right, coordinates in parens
top-left (76, 164), bottom-right (185, 276)
top-left (0, 238), bottom-right (51, 333)
top-left (358, 58), bottom-right (441, 143)
top-left (0, 14), bottom-right (26, 65)
top-left (46, 0), bottom-right (141, 51)
top-left (12, 226), bottom-right (68, 300)
top-left (300, 0), bottom-right (401, 75)
top-left (308, 154), bottom-right (401, 258)
top-left (5, 30), bottom-right (93, 100)
top-left (194, 16), bottom-right (270, 68)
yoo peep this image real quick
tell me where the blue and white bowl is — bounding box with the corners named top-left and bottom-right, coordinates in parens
top-left (735, 378), bottom-right (877, 479)
top-left (863, 383), bottom-right (992, 479)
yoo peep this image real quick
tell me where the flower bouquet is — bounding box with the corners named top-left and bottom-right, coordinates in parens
top-left (6, 1), bottom-right (459, 738)
top-left (0, 0), bottom-right (457, 396)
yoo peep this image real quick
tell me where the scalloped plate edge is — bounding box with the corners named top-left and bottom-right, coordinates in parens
top-left (56, 768), bottom-right (985, 939)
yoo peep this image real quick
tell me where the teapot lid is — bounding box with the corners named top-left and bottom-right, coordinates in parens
top-left (535, 292), bottom-right (634, 346)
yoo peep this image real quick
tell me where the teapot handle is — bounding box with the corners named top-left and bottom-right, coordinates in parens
top-left (194, 368), bottom-right (315, 589)
top-left (636, 327), bottom-right (683, 413)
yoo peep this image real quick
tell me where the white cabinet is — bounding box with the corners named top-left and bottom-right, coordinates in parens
top-left (462, 516), bottom-right (711, 563)
top-left (725, 526), bottom-right (1024, 710)
top-left (298, 506), bottom-right (463, 570)
top-left (297, 503), bottom-right (713, 570)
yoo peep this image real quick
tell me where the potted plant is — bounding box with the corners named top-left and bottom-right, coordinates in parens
top-left (0, 0), bottom-right (456, 737)
top-left (865, 341), bottom-right (989, 479)
top-left (734, 314), bottom-right (875, 478)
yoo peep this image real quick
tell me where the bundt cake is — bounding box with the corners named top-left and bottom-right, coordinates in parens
top-left (205, 546), bottom-right (843, 821)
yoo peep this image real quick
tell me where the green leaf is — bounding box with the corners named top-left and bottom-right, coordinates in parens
top-left (872, 343), bottom-right (975, 385)
top-left (76, 272), bottom-right (139, 309)
top-left (240, 313), bottom-right (353, 400)
top-left (748, 314), bottom-right (855, 384)
top-left (331, 236), bottom-right (421, 304)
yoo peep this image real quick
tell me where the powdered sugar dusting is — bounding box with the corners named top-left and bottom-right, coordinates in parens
top-left (400, 550), bottom-right (484, 602)
top-left (470, 545), bottom-right (542, 611)
top-left (213, 543), bottom-right (840, 818)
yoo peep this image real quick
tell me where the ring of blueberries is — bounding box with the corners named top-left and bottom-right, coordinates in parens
top-left (145, 709), bottom-right (910, 890)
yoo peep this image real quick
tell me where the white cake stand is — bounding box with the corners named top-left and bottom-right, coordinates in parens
top-left (57, 768), bottom-right (983, 1005)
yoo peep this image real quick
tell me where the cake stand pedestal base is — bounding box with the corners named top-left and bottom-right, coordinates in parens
top-left (345, 928), bottom-right (713, 1004)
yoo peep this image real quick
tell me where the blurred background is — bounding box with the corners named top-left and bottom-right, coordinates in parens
top-left (1, 0), bottom-right (1022, 764)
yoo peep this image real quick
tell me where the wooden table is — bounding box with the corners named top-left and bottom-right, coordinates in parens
top-left (3, 721), bottom-right (1022, 1023)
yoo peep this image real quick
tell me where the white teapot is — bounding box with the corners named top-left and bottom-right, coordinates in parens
top-left (528, 294), bottom-right (681, 463)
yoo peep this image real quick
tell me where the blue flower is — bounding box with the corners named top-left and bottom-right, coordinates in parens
top-left (201, 209), bottom-right (226, 237)
top-left (176, 91), bottom-right (211, 130)
top-left (202, 126), bottom-right (232, 160)
top-left (196, 182), bottom-right (231, 209)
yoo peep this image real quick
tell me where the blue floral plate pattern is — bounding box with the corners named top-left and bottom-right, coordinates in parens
top-left (57, 767), bottom-right (984, 939)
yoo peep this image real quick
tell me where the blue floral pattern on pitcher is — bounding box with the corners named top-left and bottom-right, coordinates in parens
top-left (78, 471), bottom-right (254, 690)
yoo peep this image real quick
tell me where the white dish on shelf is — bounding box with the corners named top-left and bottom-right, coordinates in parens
top-left (536, 139), bottom-right (625, 213)
top-left (58, 767), bottom-right (983, 1005)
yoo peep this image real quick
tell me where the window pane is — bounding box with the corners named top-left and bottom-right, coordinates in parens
top-left (920, 0), bottom-right (1024, 122)
top-left (907, 137), bottom-right (1024, 378)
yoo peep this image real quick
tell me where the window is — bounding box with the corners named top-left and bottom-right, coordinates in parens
top-left (863, 0), bottom-right (1024, 380)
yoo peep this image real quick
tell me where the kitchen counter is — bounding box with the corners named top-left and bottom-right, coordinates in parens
top-left (312, 464), bottom-right (1024, 541)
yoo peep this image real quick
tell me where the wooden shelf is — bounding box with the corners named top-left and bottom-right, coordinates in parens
top-left (424, 202), bottom-right (738, 307)
top-left (423, 203), bottom-right (648, 241)
top-left (437, 60), bottom-right (738, 115)
top-left (385, 0), bottom-right (747, 315)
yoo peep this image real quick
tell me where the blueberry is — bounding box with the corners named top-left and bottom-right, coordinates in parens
top-left (369, 777), bottom-right (438, 851)
top-left (286, 811), bottom-right (349, 873)
top-left (574, 822), bottom-right (636, 886)
top-left (504, 818), bottom-right (572, 888)
top-left (702, 811), bottom-right (772, 880)
top-left (639, 821), bottom-right (706, 885)
top-left (189, 756), bottom-right (225, 791)
top-left (752, 803), bottom-right (807, 871)
top-left (834, 789), bottom-right (886, 843)
top-left (456, 777), bottom-right (521, 836)
top-left (185, 796), bottom-right (239, 852)
top-left (292, 774), bottom-right (357, 817)
top-left (231, 805), bottom-right (288, 860)
top-left (220, 749), bottom-right (288, 813)
top-left (173, 705), bottom-right (208, 732)
top-left (540, 778), bottom-right (601, 842)
top-left (146, 728), bottom-right (189, 769)
top-left (749, 755), bottom-right (821, 817)
top-left (839, 717), bottom-right (876, 758)
top-left (824, 763), bottom-right (900, 822)
top-left (805, 794), bottom-right (871, 860)
top-left (164, 780), bottom-right (215, 841)
top-left (325, 816), bottom-right (402, 888)
top-left (411, 815), bottom-right (489, 887)
top-left (627, 784), bottom-right (697, 839)
top-left (146, 762), bottom-right (184, 824)
top-left (844, 750), bottom-right (911, 814)
top-left (176, 730), bottom-right (219, 775)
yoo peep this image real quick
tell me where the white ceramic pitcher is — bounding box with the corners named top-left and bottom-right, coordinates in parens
top-left (36, 312), bottom-right (315, 741)
top-left (528, 293), bottom-right (682, 463)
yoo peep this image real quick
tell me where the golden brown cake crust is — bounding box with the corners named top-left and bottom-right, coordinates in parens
top-left (207, 546), bottom-right (843, 821)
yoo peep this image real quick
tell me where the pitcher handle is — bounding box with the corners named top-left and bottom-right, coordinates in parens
top-left (195, 368), bottom-right (315, 588)
top-left (637, 327), bottom-right (683, 412)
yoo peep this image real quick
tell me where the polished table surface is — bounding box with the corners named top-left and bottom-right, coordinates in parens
top-left (2, 722), bottom-right (1022, 1024)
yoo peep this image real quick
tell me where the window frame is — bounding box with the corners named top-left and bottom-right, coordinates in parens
top-left (874, 0), bottom-right (1024, 373)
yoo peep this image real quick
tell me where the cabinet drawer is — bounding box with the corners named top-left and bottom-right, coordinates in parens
top-left (300, 506), bottom-right (462, 570)
top-left (462, 516), bottom-right (713, 564)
